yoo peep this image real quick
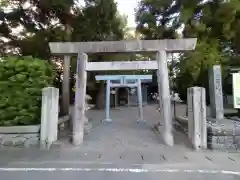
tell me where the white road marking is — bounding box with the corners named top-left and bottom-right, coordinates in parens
top-left (0, 168), bottom-right (239, 175)
top-left (12, 161), bottom-right (115, 165)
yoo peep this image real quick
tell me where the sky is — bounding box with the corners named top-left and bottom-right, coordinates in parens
top-left (115, 0), bottom-right (139, 27)
top-left (78, 0), bottom-right (139, 28)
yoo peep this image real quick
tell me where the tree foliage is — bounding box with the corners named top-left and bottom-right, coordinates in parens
top-left (136, 0), bottom-right (240, 100)
top-left (175, 40), bottom-right (227, 102)
top-left (135, 0), bottom-right (182, 39)
top-left (72, 0), bottom-right (125, 41)
top-left (0, 56), bottom-right (53, 126)
top-left (0, 0), bottom-right (126, 59)
top-left (0, 0), bottom-right (76, 58)
top-left (179, 0), bottom-right (240, 99)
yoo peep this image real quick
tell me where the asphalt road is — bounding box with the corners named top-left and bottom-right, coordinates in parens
top-left (0, 161), bottom-right (239, 180)
top-left (1, 148), bottom-right (240, 180)
top-left (0, 168), bottom-right (239, 180)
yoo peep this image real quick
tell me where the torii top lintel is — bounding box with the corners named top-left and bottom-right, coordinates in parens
top-left (49, 38), bottom-right (197, 55)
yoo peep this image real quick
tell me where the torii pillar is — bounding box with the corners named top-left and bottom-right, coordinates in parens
top-left (157, 51), bottom-right (173, 146)
top-left (48, 38), bottom-right (197, 146)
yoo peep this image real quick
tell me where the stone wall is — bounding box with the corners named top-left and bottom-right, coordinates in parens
top-left (0, 126), bottom-right (40, 148)
top-left (207, 118), bottom-right (240, 151)
top-left (175, 116), bottom-right (240, 151)
top-left (0, 133), bottom-right (39, 147)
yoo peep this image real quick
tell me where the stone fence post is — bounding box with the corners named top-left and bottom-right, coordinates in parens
top-left (187, 87), bottom-right (207, 150)
top-left (40, 87), bottom-right (59, 149)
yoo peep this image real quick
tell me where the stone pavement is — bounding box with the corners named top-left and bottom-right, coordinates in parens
top-left (0, 105), bottom-right (194, 166)
top-left (57, 104), bottom-right (191, 152)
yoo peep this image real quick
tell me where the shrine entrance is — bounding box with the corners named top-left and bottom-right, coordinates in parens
top-left (117, 87), bottom-right (128, 106)
top-left (49, 38), bottom-right (197, 147)
top-left (95, 75), bottom-right (152, 123)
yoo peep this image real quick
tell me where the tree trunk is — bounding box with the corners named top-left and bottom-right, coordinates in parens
top-left (61, 21), bottom-right (72, 115)
top-left (61, 56), bottom-right (70, 116)
top-left (95, 55), bottom-right (106, 109)
top-left (96, 81), bottom-right (106, 109)
top-left (64, 19), bottom-right (72, 132)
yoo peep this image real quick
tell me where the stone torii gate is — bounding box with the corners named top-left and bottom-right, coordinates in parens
top-left (49, 38), bottom-right (197, 147)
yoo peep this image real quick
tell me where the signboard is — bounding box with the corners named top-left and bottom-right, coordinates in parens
top-left (232, 73), bottom-right (240, 108)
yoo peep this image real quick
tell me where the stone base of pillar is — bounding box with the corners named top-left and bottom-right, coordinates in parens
top-left (163, 132), bottom-right (174, 147)
top-left (84, 122), bottom-right (92, 135)
top-left (136, 119), bottom-right (146, 123)
top-left (152, 122), bottom-right (162, 134)
top-left (83, 116), bottom-right (88, 123)
top-left (102, 118), bottom-right (112, 123)
top-left (72, 132), bottom-right (83, 146)
top-left (40, 141), bottom-right (47, 150)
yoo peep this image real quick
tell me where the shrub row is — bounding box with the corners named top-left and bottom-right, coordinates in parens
top-left (0, 56), bottom-right (53, 126)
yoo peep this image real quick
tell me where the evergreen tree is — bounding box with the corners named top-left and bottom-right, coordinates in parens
top-left (136, 0), bottom-right (240, 100)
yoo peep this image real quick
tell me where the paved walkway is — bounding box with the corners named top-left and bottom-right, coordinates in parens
top-left (58, 104), bottom-right (191, 152)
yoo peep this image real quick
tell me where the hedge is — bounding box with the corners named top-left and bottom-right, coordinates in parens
top-left (0, 56), bottom-right (54, 126)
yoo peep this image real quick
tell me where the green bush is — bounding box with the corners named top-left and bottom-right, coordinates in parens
top-left (0, 56), bottom-right (54, 126)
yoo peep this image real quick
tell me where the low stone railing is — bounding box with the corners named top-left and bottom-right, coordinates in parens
top-left (175, 115), bottom-right (240, 151)
top-left (0, 115), bottom-right (71, 148)
top-left (0, 87), bottom-right (59, 149)
top-left (175, 87), bottom-right (240, 152)
top-left (0, 87), bottom-right (93, 149)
